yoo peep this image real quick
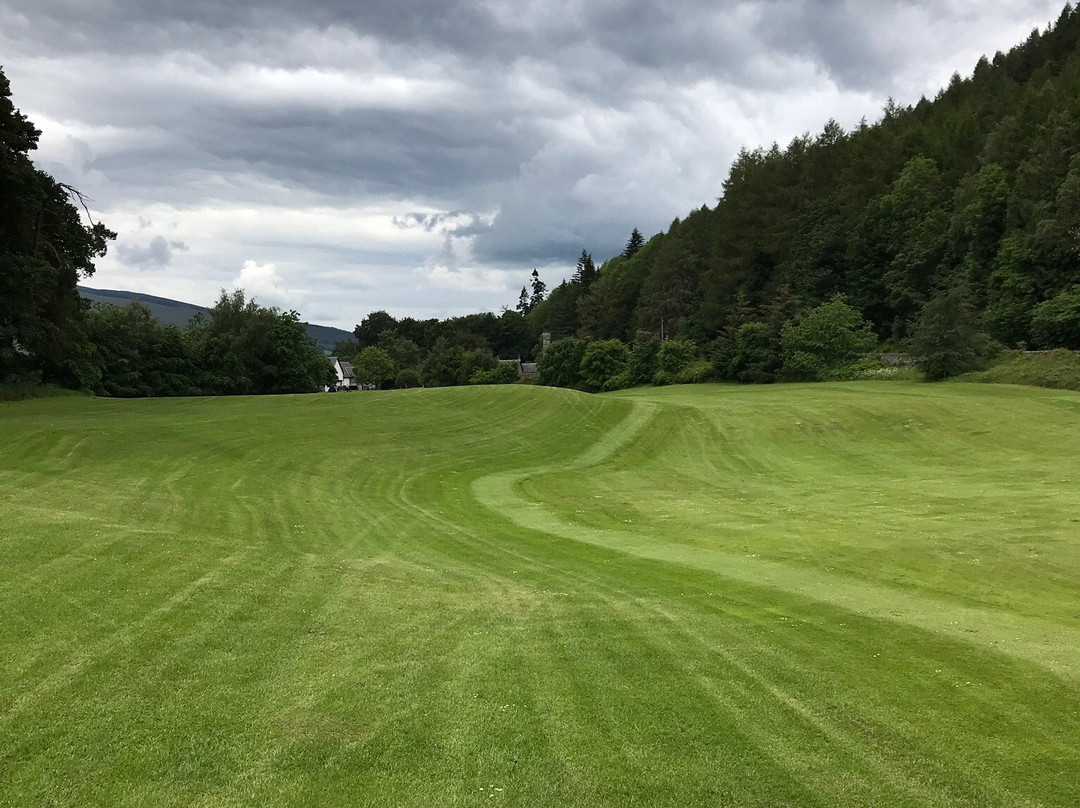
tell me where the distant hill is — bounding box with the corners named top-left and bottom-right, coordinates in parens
top-left (78, 286), bottom-right (353, 353)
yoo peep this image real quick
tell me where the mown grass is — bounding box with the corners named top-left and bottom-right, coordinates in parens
top-left (1, 382), bottom-right (1078, 806)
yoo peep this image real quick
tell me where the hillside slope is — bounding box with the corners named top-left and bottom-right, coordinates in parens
top-left (530, 5), bottom-right (1080, 357)
top-left (78, 286), bottom-right (353, 352)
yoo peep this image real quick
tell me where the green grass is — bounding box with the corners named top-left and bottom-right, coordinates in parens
top-left (1, 382), bottom-right (1079, 806)
top-left (964, 349), bottom-right (1080, 391)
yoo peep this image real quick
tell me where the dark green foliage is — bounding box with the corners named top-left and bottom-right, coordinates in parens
top-left (529, 269), bottom-right (547, 311)
top-left (624, 228), bottom-right (645, 258)
top-left (377, 331), bottom-right (421, 372)
top-left (655, 339), bottom-right (696, 379)
top-left (353, 346), bottom-right (396, 389)
top-left (469, 363), bottom-right (520, 385)
top-left (85, 302), bottom-right (195, 397)
top-left (1032, 287), bottom-right (1080, 349)
top-left (528, 281), bottom-right (582, 339)
top-left (983, 236), bottom-right (1037, 346)
top-left (184, 290), bottom-right (329, 395)
top-left (420, 337), bottom-right (496, 388)
top-left (912, 287), bottom-right (995, 379)
top-left (572, 250), bottom-right (598, 287)
top-left (537, 338), bottom-right (586, 388)
top-left (0, 67), bottom-right (115, 387)
top-left (331, 338), bottom-right (360, 362)
top-left (421, 338), bottom-right (470, 388)
top-left (628, 333), bottom-right (661, 384)
top-left (354, 310), bottom-right (397, 348)
top-left (648, 337), bottom-right (699, 384)
top-left (395, 367), bottom-right (422, 389)
top-left (562, 9), bottom-right (1080, 373)
top-left (579, 339), bottom-right (630, 391)
top-left (780, 296), bottom-right (877, 380)
top-left (723, 322), bottom-right (781, 383)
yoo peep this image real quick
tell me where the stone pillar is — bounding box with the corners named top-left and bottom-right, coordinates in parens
top-left (541, 331), bottom-right (552, 352)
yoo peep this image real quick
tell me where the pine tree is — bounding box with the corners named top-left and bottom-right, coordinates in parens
top-left (529, 269), bottom-right (547, 310)
top-left (572, 250), bottom-right (598, 286)
top-left (624, 228), bottom-right (645, 258)
top-left (516, 286), bottom-right (530, 315)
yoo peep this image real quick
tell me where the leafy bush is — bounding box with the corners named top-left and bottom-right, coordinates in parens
top-left (537, 338), bottom-right (586, 388)
top-left (580, 339), bottom-right (630, 391)
top-left (395, 368), bottom-right (422, 388)
top-left (825, 359), bottom-right (891, 381)
top-left (780, 295), bottom-right (876, 380)
top-left (723, 322), bottom-right (780, 383)
top-left (628, 334), bottom-right (661, 384)
top-left (470, 364), bottom-right (520, 385)
top-left (674, 360), bottom-right (714, 384)
top-left (603, 370), bottom-right (634, 391)
top-left (1031, 287), bottom-right (1080, 349)
top-left (656, 339), bottom-right (696, 376)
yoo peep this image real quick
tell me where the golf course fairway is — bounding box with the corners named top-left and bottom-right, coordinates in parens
top-left (1, 381), bottom-right (1078, 806)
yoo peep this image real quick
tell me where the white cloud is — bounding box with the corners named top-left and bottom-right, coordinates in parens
top-left (234, 260), bottom-right (297, 310)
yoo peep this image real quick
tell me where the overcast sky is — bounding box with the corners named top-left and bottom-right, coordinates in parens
top-left (0, 1), bottom-right (1068, 328)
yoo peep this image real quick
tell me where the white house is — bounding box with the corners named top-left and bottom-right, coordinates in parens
top-left (328, 357), bottom-right (357, 390)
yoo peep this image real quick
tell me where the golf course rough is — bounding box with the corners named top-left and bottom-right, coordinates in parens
top-left (1, 381), bottom-right (1078, 807)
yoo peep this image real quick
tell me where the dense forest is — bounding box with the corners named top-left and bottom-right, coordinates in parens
top-left (4, 6), bottom-right (1080, 396)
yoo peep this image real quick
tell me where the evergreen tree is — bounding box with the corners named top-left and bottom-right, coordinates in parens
top-left (529, 269), bottom-right (547, 309)
top-left (572, 250), bottom-right (598, 286)
top-left (624, 228), bottom-right (645, 258)
top-left (516, 286), bottom-right (530, 315)
top-left (912, 286), bottom-right (992, 379)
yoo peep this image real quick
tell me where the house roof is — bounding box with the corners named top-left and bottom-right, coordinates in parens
top-left (338, 361), bottom-right (356, 378)
top-left (521, 362), bottom-right (538, 374)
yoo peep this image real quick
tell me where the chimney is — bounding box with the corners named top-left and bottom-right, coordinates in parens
top-left (541, 331), bottom-right (552, 352)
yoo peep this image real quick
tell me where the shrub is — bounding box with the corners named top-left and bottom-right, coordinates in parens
top-left (395, 368), bottom-right (422, 388)
top-left (537, 338), bottom-right (587, 388)
top-left (628, 334), bottom-right (661, 384)
top-left (469, 364), bottom-right (520, 385)
top-left (580, 339), bottom-right (630, 391)
top-left (825, 359), bottom-right (888, 381)
top-left (656, 339), bottom-right (696, 376)
top-left (603, 370), bottom-right (634, 391)
top-left (724, 322), bottom-right (780, 383)
top-left (674, 360), bottom-right (714, 384)
top-left (1031, 287), bottom-right (1080, 349)
top-left (911, 287), bottom-right (997, 380)
top-left (780, 295), bottom-right (876, 380)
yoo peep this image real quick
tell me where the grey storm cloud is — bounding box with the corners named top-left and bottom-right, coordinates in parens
top-left (116, 236), bottom-right (189, 270)
top-left (0, 0), bottom-right (1068, 323)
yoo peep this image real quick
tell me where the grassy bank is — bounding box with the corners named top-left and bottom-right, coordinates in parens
top-left (963, 348), bottom-right (1080, 391)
